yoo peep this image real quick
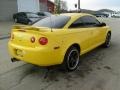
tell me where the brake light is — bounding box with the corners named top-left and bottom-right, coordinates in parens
top-left (39, 37), bottom-right (48, 45)
top-left (30, 37), bottom-right (35, 43)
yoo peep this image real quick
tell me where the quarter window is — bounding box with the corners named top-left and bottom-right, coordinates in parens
top-left (81, 16), bottom-right (100, 26)
top-left (69, 18), bottom-right (84, 28)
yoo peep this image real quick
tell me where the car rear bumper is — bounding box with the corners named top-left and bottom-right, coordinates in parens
top-left (8, 42), bottom-right (64, 66)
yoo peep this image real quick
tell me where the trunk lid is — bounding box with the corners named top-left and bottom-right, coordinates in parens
top-left (11, 25), bottom-right (51, 47)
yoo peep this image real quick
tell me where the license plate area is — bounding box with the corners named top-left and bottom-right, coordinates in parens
top-left (15, 49), bottom-right (23, 57)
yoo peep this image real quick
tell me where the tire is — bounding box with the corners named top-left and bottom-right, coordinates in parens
top-left (61, 46), bottom-right (80, 72)
top-left (103, 32), bottom-right (111, 48)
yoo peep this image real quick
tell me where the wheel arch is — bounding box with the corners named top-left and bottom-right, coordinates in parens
top-left (104, 29), bottom-right (111, 40)
top-left (108, 31), bottom-right (111, 35)
top-left (64, 43), bottom-right (81, 56)
top-left (106, 29), bottom-right (111, 35)
top-left (70, 43), bottom-right (81, 53)
top-left (105, 30), bottom-right (111, 39)
top-left (60, 43), bottom-right (81, 71)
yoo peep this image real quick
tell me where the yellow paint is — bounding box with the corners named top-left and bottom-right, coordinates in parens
top-left (8, 13), bottom-right (111, 66)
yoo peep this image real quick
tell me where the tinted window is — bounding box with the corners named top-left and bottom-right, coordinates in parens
top-left (69, 18), bottom-right (84, 28)
top-left (82, 16), bottom-right (100, 26)
top-left (69, 16), bottom-right (100, 28)
top-left (33, 15), bottom-right (70, 28)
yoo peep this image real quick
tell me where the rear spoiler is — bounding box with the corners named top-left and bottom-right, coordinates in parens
top-left (12, 25), bottom-right (51, 32)
top-left (12, 25), bottom-right (28, 29)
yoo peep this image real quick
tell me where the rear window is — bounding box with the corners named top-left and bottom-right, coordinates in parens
top-left (33, 15), bottom-right (70, 28)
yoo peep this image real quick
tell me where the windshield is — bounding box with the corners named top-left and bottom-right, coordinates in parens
top-left (33, 15), bottom-right (70, 28)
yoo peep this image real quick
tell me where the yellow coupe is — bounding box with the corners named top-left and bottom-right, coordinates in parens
top-left (8, 13), bottom-right (111, 71)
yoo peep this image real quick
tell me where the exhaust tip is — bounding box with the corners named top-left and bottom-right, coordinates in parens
top-left (11, 58), bottom-right (19, 62)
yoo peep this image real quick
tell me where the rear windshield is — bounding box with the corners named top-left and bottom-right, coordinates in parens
top-left (33, 15), bottom-right (70, 28)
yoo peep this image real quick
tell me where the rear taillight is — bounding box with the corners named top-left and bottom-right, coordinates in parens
top-left (39, 37), bottom-right (48, 45)
top-left (30, 37), bottom-right (35, 43)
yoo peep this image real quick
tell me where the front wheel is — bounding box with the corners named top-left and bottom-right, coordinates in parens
top-left (103, 32), bottom-right (111, 48)
top-left (61, 47), bottom-right (80, 71)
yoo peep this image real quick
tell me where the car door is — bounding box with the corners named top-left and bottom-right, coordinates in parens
top-left (82, 16), bottom-right (106, 48)
top-left (68, 17), bottom-right (93, 54)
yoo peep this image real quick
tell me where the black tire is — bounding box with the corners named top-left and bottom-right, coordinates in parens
top-left (103, 32), bottom-right (111, 48)
top-left (61, 46), bottom-right (80, 72)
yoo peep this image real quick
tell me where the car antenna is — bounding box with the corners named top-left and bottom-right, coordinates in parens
top-left (50, 15), bottom-right (53, 32)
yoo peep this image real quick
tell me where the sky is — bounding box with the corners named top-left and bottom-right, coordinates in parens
top-left (50, 0), bottom-right (120, 11)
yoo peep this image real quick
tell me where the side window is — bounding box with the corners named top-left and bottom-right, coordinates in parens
top-left (69, 18), bottom-right (84, 28)
top-left (82, 16), bottom-right (100, 27)
top-left (69, 16), bottom-right (100, 28)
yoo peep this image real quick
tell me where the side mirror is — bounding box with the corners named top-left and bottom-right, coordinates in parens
top-left (98, 22), bottom-right (106, 27)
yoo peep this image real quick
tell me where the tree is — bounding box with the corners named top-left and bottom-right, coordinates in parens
top-left (54, 0), bottom-right (60, 14)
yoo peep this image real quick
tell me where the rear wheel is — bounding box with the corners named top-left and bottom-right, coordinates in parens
top-left (61, 47), bottom-right (80, 71)
top-left (103, 32), bottom-right (111, 48)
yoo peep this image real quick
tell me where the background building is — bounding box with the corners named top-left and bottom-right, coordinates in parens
top-left (39, 0), bottom-right (55, 13)
top-left (0, 0), bottom-right (18, 21)
top-left (54, 0), bottom-right (68, 13)
top-left (60, 0), bottom-right (68, 11)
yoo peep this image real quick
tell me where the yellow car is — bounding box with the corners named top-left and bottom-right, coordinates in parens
top-left (8, 13), bottom-right (111, 71)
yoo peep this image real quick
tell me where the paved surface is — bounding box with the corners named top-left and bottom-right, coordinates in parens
top-left (0, 18), bottom-right (120, 90)
top-left (0, 21), bottom-right (13, 38)
top-left (0, 21), bottom-right (20, 39)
